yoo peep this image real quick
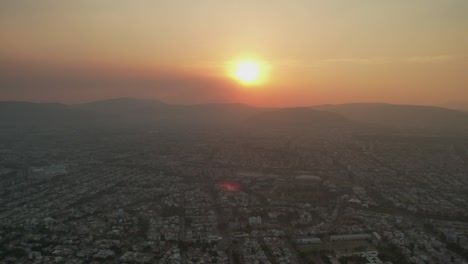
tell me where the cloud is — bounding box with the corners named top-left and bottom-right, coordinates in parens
top-left (319, 57), bottom-right (390, 65)
top-left (0, 57), bottom-right (240, 104)
top-left (313, 55), bottom-right (467, 67)
top-left (406, 55), bottom-right (466, 63)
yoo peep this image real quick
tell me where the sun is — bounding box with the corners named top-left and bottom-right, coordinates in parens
top-left (228, 58), bottom-right (270, 86)
top-left (233, 60), bottom-right (262, 85)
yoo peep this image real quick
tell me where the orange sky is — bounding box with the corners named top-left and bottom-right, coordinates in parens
top-left (1, 0), bottom-right (467, 107)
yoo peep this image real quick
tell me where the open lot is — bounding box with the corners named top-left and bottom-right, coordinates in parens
top-left (297, 240), bottom-right (376, 264)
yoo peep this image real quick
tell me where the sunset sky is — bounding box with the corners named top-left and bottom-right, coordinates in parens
top-left (1, 0), bottom-right (467, 107)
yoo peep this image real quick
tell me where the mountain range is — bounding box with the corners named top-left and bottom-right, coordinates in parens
top-left (2, 98), bottom-right (468, 133)
top-left (440, 101), bottom-right (468, 112)
top-left (312, 103), bottom-right (468, 132)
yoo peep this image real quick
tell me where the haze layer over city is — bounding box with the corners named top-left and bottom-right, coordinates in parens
top-left (1, 1), bottom-right (468, 264)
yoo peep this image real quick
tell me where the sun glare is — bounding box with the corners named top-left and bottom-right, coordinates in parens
top-left (232, 60), bottom-right (263, 85)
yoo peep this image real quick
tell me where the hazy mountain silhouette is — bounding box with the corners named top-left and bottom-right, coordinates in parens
top-left (245, 107), bottom-right (350, 131)
top-left (76, 98), bottom-right (262, 127)
top-left (76, 97), bottom-right (167, 115)
top-left (75, 98), bottom-right (171, 127)
top-left (441, 101), bottom-right (468, 112)
top-left (312, 103), bottom-right (468, 131)
top-left (2, 99), bottom-right (468, 133)
top-left (0, 101), bottom-right (94, 130)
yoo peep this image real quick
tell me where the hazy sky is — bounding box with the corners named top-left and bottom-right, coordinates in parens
top-left (1, 0), bottom-right (467, 106)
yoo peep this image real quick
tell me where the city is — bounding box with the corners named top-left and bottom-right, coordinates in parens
top-left (1, 127), bottom-right (468, 263)
top-left (1, 1), bottom-right (467, 263)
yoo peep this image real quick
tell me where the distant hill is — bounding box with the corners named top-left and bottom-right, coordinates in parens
top-left (312, 103), bottom-right (468, 132)
top-left (75, 98), bottom-right (263, 127)
top-left (1, 99), bottom-right (266, 132)
top-left (440, 101), bottom-right (468, 112)
top-left (174, 103), bottom-right (264, 125)
top-left (244, 107), bottom-right (352, 133)
top-left (75, 98), bottom-right (172, 127)
top-left (76, 97), bottom-right (167, 115)
top-left (0, 101), bottom-right (94, 130)
top-left (3, 99), bottom-right (468, 134)
top-left (77, 99), bottom-right (354, 133)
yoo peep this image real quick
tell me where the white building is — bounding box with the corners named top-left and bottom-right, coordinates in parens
top-left (249, 216), bottom-right (262, 225)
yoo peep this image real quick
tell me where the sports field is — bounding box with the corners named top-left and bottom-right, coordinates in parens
top-left (297, 240), bottom-right (376, 264)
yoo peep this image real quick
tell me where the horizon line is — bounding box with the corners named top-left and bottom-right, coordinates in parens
top-left (0, 97), bottom-right (464, 109)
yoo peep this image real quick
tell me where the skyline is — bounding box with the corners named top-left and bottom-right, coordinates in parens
top-left (1, 0), bottom-right (468, 107)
